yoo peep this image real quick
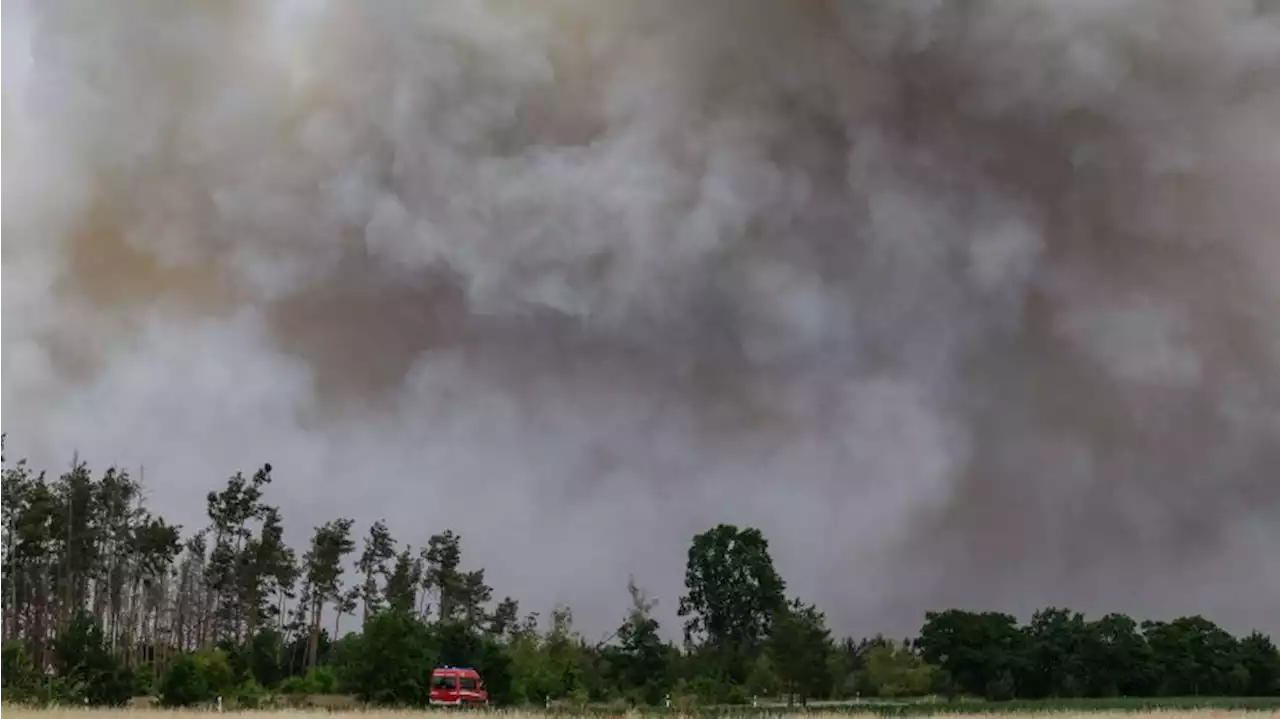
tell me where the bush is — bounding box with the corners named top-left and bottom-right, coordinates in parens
top-left (192, 648), bottom-right (236, 696)
top-left (243, 629), bottom-right (287, 688)
top-left (726, 683), bottom-right (753, 706)
top-left (130, 663), bottom-right (158, 697)
top-left (278, 665), bottom-right (340, 695)
top-left (277, 674), bottom-right (313, 695)
top-left (159, 649), bottom-right (237, 707)
top-left (232, 679), bottom-right (268, 709)
top-left (1, 642), bottom-right (41, 703)
top-left (160, 654), bottom-right (211, 707)
top-left (51, 610), bottom-right (134, 706)
top-left (307, 665), bottom-right (340, 693)
top-left (857, 643), bottom-right (939, 699)
top-left (334, 610), bottom-right (436, 705)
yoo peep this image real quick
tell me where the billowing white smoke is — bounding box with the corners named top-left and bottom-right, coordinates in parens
top-left (4, 0), bottom-right (1279, 637)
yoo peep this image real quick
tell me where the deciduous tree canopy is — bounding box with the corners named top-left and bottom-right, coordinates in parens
top-left (2, 448), bottom-right (1277, 707)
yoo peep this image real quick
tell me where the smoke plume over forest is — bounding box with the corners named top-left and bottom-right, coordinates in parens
top-left (3, 0), bottom-right (1279, 638)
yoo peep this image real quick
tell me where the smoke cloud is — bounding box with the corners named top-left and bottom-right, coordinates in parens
top-left (4, 0), bottom-right (1279, 638)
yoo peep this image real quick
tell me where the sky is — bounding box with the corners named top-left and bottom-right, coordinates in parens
top-left (3, 0), bottom-right (1279, 642)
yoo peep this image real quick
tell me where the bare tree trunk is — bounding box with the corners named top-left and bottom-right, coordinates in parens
top-left (34, 572), bottom-right (50, 671)
top-left (307, 598), bottom-right (322, 671)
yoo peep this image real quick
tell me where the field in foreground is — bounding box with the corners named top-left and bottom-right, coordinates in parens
top-left (12, 706), bottom-right (1280, 716)
top-left (3, 710), bottom-right (1280, 719)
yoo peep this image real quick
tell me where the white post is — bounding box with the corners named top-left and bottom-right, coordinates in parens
top-left (217, 696), bottom-right (223, 713)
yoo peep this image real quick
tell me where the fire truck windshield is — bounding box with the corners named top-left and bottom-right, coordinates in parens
top-left (432, 675), bottom-right (456, 690)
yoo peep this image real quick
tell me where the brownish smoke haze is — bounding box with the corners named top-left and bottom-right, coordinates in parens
top-left (4, 0), bottom-right (1279, 638)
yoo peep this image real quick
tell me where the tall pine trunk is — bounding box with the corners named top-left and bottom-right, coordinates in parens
top-left (307, 596), bottom-right (322, 671)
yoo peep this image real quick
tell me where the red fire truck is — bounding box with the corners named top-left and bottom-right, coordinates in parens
top-left (430, 665), bottom-right (489, 708)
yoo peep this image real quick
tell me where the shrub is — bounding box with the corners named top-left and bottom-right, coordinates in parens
top-left (192, 648), bottom-right (236, 696)
top-left (160, 654), bottom-right (211, 707)
top-left (232, 679), bottom-right (268, 709)
top-left (1, 642), bottom-right (41, 703)
top-left (278, 665), bottom-right (340, 695)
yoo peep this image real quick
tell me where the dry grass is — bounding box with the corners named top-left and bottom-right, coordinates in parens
top-left (2, 710), bottom-right (1277, 719)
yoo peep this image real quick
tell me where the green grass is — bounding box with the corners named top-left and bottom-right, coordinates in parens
top-left (12, 695), bottom-right (1278, 716)
top-left (837, 697), bottom-right (1280, 715)
top-left (541, 697), bottom-right (1280, 716)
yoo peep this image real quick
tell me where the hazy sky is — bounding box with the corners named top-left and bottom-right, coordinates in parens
top-left (3, 0), bottom-right (1279, 641)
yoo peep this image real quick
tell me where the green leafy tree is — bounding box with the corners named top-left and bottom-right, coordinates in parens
top-left (1144, 615), bottom-right (1242, 696)
top-left (767, 598), bottom-right (833, 705)
top-left (8, 444), bottom-right (1280, 706)
top-left (244, 504), bottom-right (297, 639)
top-left (300, 518), bottom-right (355, 670)
top-left (385, 547), bottom-right (422, 615)
top-left (243, 627), bottom-right (287, 688)
top-left (488, 596), bottom-right (520, 639)
top-left (677, 524), bottom-right (785, 686)
top-left (421, 530), bottom-right (492, 626)
top-left (1, 435), bottom-right (22, 630)
top-left (917, 609), bottom-right (1029, 699)
top-left (423, 530), bottom-right (463, 621)
top-left (205, 466), bottom-right (273, 644)
top-left (1023, 607), bottom-right (1089, 698)
top-left (1080, 612), bottom-right (1154, 697)
top-left (93, 466), bottom-right (159, 665)
top-left (52, 609), bottom-right (132, 705)
top-left (357, 520), bottom-right (396, 623)
top-left (160, 653), bottom-right (211, 707)
top-left (744, 651), bottom-right (781, 698)
top-left (1238, 631), bottom-right (1280, 697)
top-left (161, 648), bottom-right (234, 706)
top-left (507, 605), bottom-right (590, 703)
top-left (337, 609), bottom-right (437, 705)
top-left (614, 577), bottom-right (671, 705)
top-left (459, 569), bottom-right (493, 630)
top-left (473, 633), bottom-right (516, 704)
top-left (54, 462), bottom-right (99, 634)
top-left (334, 586), bottom-right (361, 637)
top-left (856, 640), bottom-right (936, 698)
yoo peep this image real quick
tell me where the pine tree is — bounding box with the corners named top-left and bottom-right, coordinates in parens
top-left (301, 518), bottom-right (355, 670)
top-left (357, 521), bottom-right (396, 624)
top-left (384, 548), bottom-right (421, 615)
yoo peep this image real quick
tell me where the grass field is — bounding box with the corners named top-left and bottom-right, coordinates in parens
top-left (727, 699), bottom-right (1280, 715)
top-left (3, 704), bottom-right (1279, 719)
top-left (12, 701), bottom-right (1280, 716)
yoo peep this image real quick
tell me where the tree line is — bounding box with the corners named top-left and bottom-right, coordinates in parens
top-left (2, 447), bottom-right (1278, 707)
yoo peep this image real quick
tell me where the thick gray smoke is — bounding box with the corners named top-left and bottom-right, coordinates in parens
top-left (4, 0), bottom-right (1280, 639)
